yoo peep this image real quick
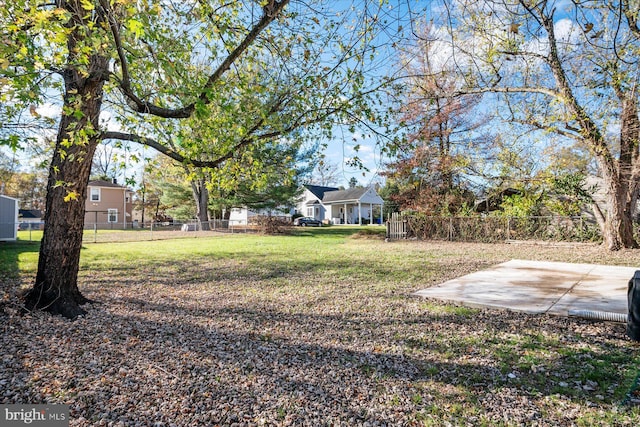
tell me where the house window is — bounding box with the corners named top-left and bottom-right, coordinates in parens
top-left (306, 207), bottom-right (314, 217)
top-left (108, 209), bottom-right (118, 223)
top-left (90, 187), bottom-right (100, 202)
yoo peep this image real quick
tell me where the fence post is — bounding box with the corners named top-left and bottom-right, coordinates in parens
top-left (94, 223), bottom-right (97, 243)
top-left (506, 217), bottom-right (511, 241)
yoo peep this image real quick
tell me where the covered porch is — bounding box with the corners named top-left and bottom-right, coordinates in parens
top-left (322, 187), bottom-right (385, 225)
top-left (327, 202), bottom-right (383, 225)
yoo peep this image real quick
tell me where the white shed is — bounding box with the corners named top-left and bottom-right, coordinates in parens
top-left (0, 195), bottom-right (19, 241)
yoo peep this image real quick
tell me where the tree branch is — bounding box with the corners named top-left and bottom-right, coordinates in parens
top-left (453, 85), bottom-right (560, 99)
top-left (521, 0), bottom-right (616, 172)
top-left (622, 0), bottom-right (640, 36)
top-left (510, 117), bottom-right (584, 141)
top-left (106, 0), bottom-right (290, 119)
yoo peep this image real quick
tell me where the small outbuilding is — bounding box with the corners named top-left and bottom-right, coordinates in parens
top-left (0, 195), bottom-right (19, 241)
top-left (18, 209), bottom-right (43, 230)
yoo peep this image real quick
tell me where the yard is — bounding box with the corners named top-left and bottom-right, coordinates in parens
top-left (1, 228), bottom-right (640, 426)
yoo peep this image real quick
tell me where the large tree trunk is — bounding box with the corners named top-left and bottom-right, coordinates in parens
top-left (535, 5), bottom-right (639, 250)
top-left (23, 57), bottom-right (108, 319)
top-left (600, 176), bottom-right (637, 250)
top-left (599, 92), bottom-right (640, 250)
top-left (190, 177), bottom-right (211, 230)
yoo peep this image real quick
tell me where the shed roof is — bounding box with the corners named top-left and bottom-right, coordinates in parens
top-left (19, 209), bottom-right (42, 219)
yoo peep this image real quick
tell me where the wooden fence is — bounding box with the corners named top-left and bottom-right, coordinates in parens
top-left (386, 212), bottom-right (408, 240)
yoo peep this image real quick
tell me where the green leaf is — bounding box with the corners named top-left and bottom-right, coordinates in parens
top-left (127, 19), bottom-right (145, 38)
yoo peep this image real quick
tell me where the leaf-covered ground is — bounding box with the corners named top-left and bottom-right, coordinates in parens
top-left (2, 231), bottom-right (640, 426)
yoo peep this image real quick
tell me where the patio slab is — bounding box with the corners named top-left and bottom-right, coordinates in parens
top-left (414, 259), bottom-right (636, 316)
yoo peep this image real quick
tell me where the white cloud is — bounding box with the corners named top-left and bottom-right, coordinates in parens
top-left (35, 103), bottom-right (60, 118)
top-left (99, 110), bottom-right (124, 132)
top-left (554, 18), bottom-right (578, 43)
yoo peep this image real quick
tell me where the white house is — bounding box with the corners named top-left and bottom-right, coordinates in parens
top-left (296, 184), bottom-right (384, 225)
top-left (228, 184), bottom-right (385, 226)
top-left (0, 195), bottom-right (19, 241)
top-left (297, 185), bottom-right (338, 222)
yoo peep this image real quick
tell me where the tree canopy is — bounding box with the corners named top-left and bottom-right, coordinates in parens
top-left (0, 0), bottom-right (399, 318)
top-left (392, 0), bottom-right (640, 248)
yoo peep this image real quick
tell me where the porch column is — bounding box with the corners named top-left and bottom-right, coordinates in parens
top-left (370, 203), bottom-right (373, 225)
top-left (358, 202), bottom-right (362, 225)
top-left (343, 203), bottom-right (347, 224)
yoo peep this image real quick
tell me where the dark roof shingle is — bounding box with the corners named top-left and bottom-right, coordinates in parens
top-left (19, 209), bottom-right (42, 219)
top-left (88, 179), bottom-right (126, 189)
top-left (322, 187), bottom-right (368, 203)
top-left (304, 184), bottom-right (340, 200)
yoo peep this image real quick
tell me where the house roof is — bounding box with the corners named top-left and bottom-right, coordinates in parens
top-left (304, 184), bottom-right (340, 200)
top-left (474, 188), bottom-right (522, 213)
top-left (19, 209), bottom-right (42, 219)
top-left (88, 179), bottom-right (129, 189)
top-left (322, 187), bottom-right (369, 203)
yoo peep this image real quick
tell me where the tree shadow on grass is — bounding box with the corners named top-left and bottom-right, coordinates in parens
top-left (0, 240), bottom-right (40, 279)
top-left (79, 249), bottom-right (448, 294)
top-left (0, 240), bottom-right (40, 312)
top-left (3, 290), bottom-right (639, 425)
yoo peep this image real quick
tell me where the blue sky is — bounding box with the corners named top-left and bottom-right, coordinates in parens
top-left (1, 1), bottom-right (428, 190)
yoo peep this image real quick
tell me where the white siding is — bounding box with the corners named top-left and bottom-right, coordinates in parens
top-left (359, 187), bottom-right (384, 204)
top-left (0, 195), bottom-right (18, 241)
top-left (229, 208), bottom-right (249, 225)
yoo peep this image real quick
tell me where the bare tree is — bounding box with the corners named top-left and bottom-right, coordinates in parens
top-left (435, 0), bottom-right (640, 249)
top-left (311, 158), bottom-right (341, 187)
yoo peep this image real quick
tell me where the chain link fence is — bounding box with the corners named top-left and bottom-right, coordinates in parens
top-left (79, 220), bottom-right (263, 243)
top-left (387, 214), bottom-right (604, 243)
top-left (8, 216), bottom-right (293, 244)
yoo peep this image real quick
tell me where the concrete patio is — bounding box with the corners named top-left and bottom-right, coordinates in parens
top-left (414, 259), bottom-right (636, 319)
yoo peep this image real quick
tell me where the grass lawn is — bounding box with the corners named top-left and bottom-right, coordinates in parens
top-left (1, 227), bottom-right (639, 425)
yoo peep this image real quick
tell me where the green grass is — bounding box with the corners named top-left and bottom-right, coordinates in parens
top-left (0, 238), bottom-right (40, 277)
top-left (2, 228), bottom-right (640, 424)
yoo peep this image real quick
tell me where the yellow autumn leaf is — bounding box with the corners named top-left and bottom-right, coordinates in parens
top-left (64, 191), bottom-right (79, 202)
top-left (80, 0), bottom-right (94, 11)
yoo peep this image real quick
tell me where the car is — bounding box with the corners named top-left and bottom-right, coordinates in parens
top-left (293, 217), bottom-right (322, 227)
